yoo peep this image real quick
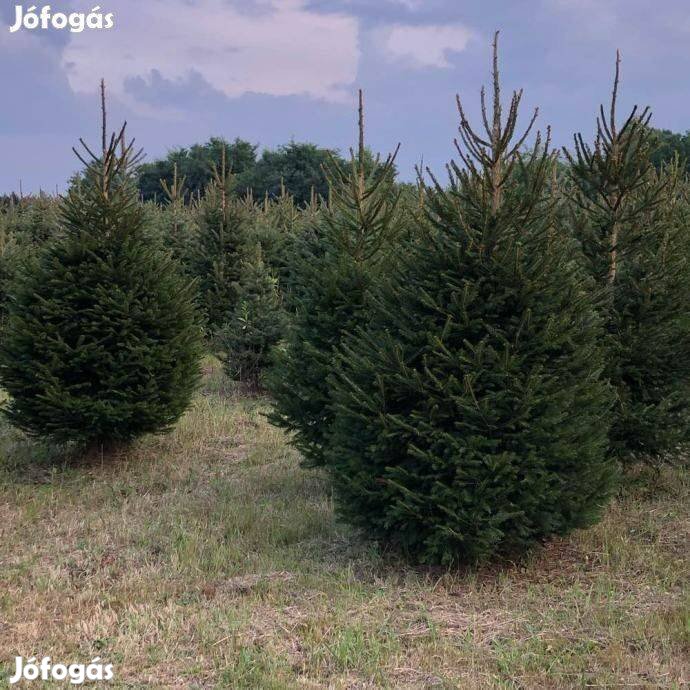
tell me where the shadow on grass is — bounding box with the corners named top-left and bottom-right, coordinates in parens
top-left (0, 419), bottom-right (139, 484)
top-left (617, 454), bottom-right (689, 500)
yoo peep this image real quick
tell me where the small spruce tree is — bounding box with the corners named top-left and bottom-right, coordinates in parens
top-left (267, 91), bottom-right (401, 466)
top-left (191, 146), bottom-right (255, 333)
top-left (563, 54), bottom-right (690, 464)
top-left (157, 162), bottom-right (198, 268)
top-left (324, 34), bottom-right (615, 564)
top-left (219, 244), bottom-right (286, 388)
top-left (0, 118), bottom-right (202, 448)
top-left (277, 188), bottom-right (324, 309)
top-left (254, 186), bottom-right (304, 290)
top-left (0, 194), bottom-right (64, 321)
top-left (9, 193), bottom-right (62, 246)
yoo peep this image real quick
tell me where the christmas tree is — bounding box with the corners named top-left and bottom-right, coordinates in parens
top-left (0, 193), bottom-right (63, 321)
top-left (190, 146), bottom-right (256, 334)
top-left (157, 162), bottom-right (198, 268)
top-left (254, 185), bottom-right (307, 292)
top-left (0, 109), bottom-right (202, 449)
top-left (564, 54), bottom-right (690, 464)
top-left (324, 34), bottom-right (615, 564)
top-left (267, 91), bottom-right (401, 466)
top-left (219, 243), bottom-right (286, 388)
top-left (8, 193), bottom-right (61, 246)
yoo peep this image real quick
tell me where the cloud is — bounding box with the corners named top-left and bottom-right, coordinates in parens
top-left (377, 24), bottom-right (474, 69)
top-left (60, 0), bottom-right (360, 108)
top-left (542, 0), bottom-right (620, 40)
top-left (385, 0), bottom-right (424, 9)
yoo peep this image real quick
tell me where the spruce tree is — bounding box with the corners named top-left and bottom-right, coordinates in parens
top-left (277, 189), bottom-right (324, 308)
top-left (191, 147), bottom-right (255, 333)
top-left (0, 210), bottom-right (16, 323)
top-left (0, 121), bottom-right (202, 448)
top-left (9, 193), bottom-right (62, 246)
top-left (254, 186), bottom-right (304, 291)
top-left (0, 194), bottom-right (64, 321)
top-left (564, 54), bottom-right (690, 464)
top-left (157, 162), bottom-right (198, 268)
top-left (219, 244), bottom-right (286, 388)
top-left (267, 92), bottom-right (401, 466)
top-left (324, 35), bottom-right (615, 564)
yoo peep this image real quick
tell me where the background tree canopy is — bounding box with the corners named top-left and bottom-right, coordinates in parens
top-left (137, 138), bottom-right (349, 206)
top-left (109, 127), bottom-right (690, 207)
top-left (137, 137), bottom-right (257, 202)
top-left (649, 128), bottom-right (690, 173)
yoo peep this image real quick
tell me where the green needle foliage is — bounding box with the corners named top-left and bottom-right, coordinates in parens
top-left (253, 187), bottom-right (317, 293)
top-left (324, 35), bottom-right (616, 565)
top-left (157, 162), bottom-right (198, 267)
top-left (0, 195), bottom-right (63, 321)
top-left (0, 123), bottom-right (203, 448)
top-left (220, 244), bottom-right (286, 389)
top-left (564, 54), bottom-right (690, 464)
top-left (268, 92), bottom-right (402, 467)
top-left (191, 147), bottom-right (255, 334)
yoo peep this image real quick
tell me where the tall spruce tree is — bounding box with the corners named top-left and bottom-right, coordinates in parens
top-left (267, 92), bottom-right (401, 466)
top-left (324, 34), bottom-right (615, 564)
top-left (564, 54), bottom-right (690, 464)
top-left (0, 112), bottom-right (202, 448)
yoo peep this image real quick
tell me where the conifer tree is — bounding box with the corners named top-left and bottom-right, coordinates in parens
top-left (267, 91), bottom-right (401, 467)
top-left (0, 209), bottom-right (16, 323)
top-left (219, 244), bottom-right (286, 388)
top-left (0, 193), bottom-right (64, 320)
top-left (157, 162), bottom-right (198, 267)
top-left (191, 146), bottom-right (255, 333)
top-left (564, 54), bottom-right (690, 464)
top-left (0, 113), bottom-right (202, 448)
top-left (277, 188), bottom-right (324, 307)
top-left (324, 35), bottom-right (615, 564)
top-left (254, 186), bottom-right (304, 289)
top-left (9, 193), bottom-right (61, 245)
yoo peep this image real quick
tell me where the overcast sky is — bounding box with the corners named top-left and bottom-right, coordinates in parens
top-left (1, 0), bottom-right (688, 193)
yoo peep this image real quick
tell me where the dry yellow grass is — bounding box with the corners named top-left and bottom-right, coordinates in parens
top-left (0, 363), bottom-right (688, 688)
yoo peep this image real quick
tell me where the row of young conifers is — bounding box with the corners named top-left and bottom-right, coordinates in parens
top-left (0, 41), bottom-right (688, 564)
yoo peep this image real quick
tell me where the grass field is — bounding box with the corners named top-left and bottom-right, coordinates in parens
top-left (0, 362), bottom-right (687, 688)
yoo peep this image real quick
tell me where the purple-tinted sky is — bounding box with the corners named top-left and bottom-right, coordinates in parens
top-left (1, 0), bottom-right (688, 193)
